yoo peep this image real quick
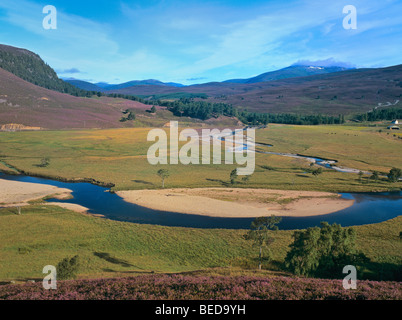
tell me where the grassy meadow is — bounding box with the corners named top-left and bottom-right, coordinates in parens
top-left (0, 123), bottom-right (401, 284)
top-left (0, 204), bottom-right (401, 282)
top-left (0, 124), bottom-right (401, 192)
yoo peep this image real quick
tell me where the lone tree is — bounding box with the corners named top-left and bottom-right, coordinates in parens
top-left (38, 157), bottom-right (50, 167)
top-left (150, 105), bottom-right (156, 113)
top-left (387, 167), bottom-right (402, 183)
top-left (157, 169), bottom-right (170, 188)
top-left (244, 215), bottom-right (282, 270)
top-left (230, 169), bottom-right (238, 184)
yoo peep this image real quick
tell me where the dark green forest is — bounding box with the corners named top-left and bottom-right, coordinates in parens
top-left (355, 107), bottom-right (402, 122)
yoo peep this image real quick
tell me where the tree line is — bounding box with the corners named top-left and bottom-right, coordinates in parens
top-left (158, 98), bottom-right (346, 125)
top-left (355, 107), bottom-right (402, 122)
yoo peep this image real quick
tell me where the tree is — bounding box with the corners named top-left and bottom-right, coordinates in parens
top-left (57, 255), bottom-right (80, 280)
top-left (157, 169), bottom-right (170, 188)
top-left (127, 111), bottom-right (136, 120)
top-left (387, 167), bottom-right (402, 183)
top-left (241, 175), bottom-right (251, 183)
top-left (370, 170), bottom-right (379, 183)
top-left (244, 215), bottom-right (282, 270)
top-left (150, 105), bottom-right (156, 113)
top-left (312, 167), bottom-right (323, 177)
top-left (39, 157), bottom-right (50, 167)
top-left (285, 222), bottom-right (368, 278)
top-left (358, 171), bottom-right (364, 183)
top-left (230, 169), bottom-right (238, 184)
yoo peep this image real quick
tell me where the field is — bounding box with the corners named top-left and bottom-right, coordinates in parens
top-left (0, 124), bottom-right (401, 193)
top-left (0, 204), bottom-right (401, 282)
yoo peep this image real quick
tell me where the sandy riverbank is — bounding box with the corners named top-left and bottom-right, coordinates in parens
top-left (0, 178), bottom-right (89, 213)
top-left (117, 188), bottom-right (354, 218)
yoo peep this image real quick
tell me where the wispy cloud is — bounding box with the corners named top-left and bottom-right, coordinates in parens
top-left (55, 68), bottom-right (82, 74)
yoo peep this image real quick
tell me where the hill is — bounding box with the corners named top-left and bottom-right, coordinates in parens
top-left (104, 79), bottom-right (184, 90)
top-left (63, 79), bottom-right (104, 92)
top-left (221, 65), bottom-right (402, 114)
top-left (0, 67), bottom-right (153, 129)
top-left (224, 65), bottom-right (351, 84)
top-left (0, 44), bottom-right (85, 96)
top-left (0, 66), bottom-right (236, 129)
top-left (109, 64), bottom-right (402, 115)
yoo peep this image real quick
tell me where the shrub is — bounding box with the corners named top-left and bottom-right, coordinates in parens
top-left (57, 255), bottom-right (80, 280)
top-left (387, 168), bottom-right (402, 183)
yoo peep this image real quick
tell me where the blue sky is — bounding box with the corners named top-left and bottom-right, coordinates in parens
top-left (0, 0), bottom-right (401, 85)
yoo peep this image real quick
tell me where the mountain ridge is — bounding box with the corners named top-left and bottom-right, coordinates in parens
top-left (223, 65), bottom-right (352, 84)
top-left (65, 65), bottom-right (353, 91)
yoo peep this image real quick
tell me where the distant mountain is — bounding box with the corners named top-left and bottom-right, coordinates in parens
top-left (64, 79), bottom-right (104, 92)
top-left (223, 65), bottom-right (352, 84)
top-left (103, 79), bottom-right (184, 90)
top-left (0, 44), bottom-right (84, 96)
top-left (95, 82), bottom-right (113, 88)
top-left (65, 79), bottom-right (185, 92)
top-left (65, 65), bottom-right (349, 93)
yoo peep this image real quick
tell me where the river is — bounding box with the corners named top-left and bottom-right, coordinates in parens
top-left (1, 172), bottom-right (401, 230)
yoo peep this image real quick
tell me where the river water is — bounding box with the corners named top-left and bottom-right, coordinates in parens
top-left (1, 172), bottom-right (401, 230)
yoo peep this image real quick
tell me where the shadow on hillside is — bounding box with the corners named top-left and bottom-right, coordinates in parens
top-left (205, 178), bottom-right (230, 187)
top-left (132, 180), bottom-right (155, 186)
top-left (360, 261), bottom-right (402, 282)
top-left (102, 268), bottom-right (155, 274)
top-left (295, 174), bottom-right (311, 178)
top-left (93, 252), bottom-right (133, 268)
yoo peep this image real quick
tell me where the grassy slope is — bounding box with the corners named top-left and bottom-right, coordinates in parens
top-left (0, 124), bottom-right (401, 192)
top-left (0, 205), bottom-right (400, 281)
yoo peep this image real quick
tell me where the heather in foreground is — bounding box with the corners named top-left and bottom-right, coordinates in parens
top-left (1, 275), bottom-right (400, 300)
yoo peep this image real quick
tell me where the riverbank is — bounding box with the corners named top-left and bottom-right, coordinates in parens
top-left (117, 188), bottom-right (355, 218)
top-left (0, 178), bottom-right (88, 214)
